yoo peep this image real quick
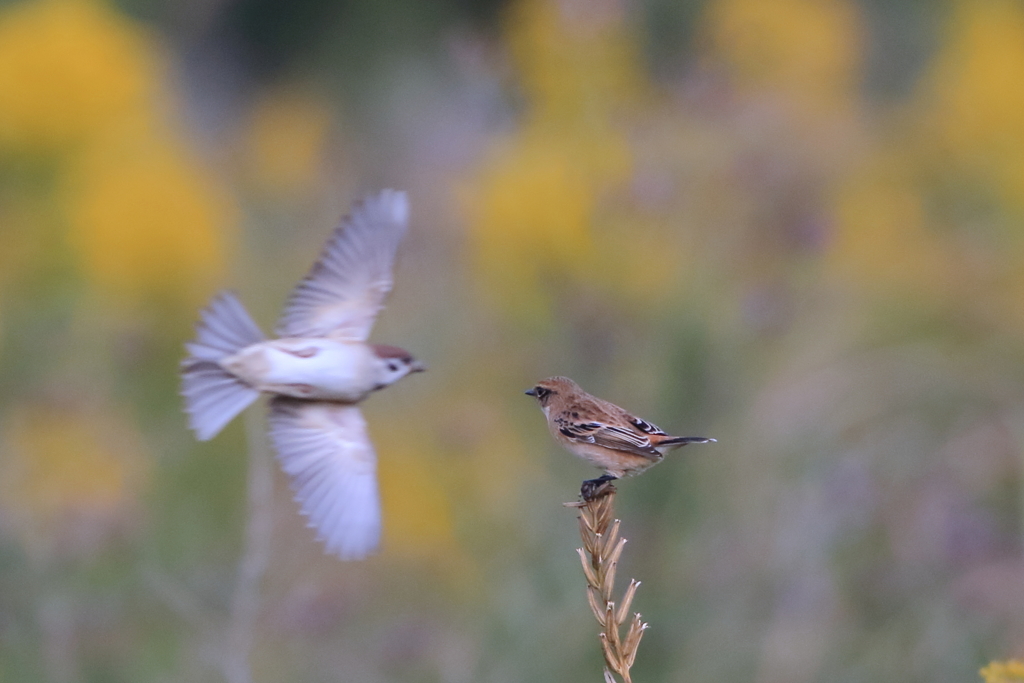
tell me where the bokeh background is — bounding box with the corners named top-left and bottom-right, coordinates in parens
top-left (2, 0), bottom-right (1024, 681)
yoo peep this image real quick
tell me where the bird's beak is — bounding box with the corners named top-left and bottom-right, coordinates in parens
top-left (524, 388), bottom-right (536, 396)
top-left (411, 360), bottom-right (427, 373)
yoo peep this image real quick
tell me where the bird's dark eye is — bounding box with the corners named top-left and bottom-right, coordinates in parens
top-left (535, 387), bottom-right (550, 398)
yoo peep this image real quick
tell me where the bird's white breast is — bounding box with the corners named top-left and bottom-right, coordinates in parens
top-left (221, 338), bottom-right (378, 402)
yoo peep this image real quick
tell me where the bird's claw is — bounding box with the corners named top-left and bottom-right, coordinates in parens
top-left (580, 475), bottom-right (617, 501)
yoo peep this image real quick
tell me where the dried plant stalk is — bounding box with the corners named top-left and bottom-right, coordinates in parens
top-left (566, 483), bottom-right (648, 683)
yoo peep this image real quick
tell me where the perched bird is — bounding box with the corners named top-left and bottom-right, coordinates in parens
top-left (525, 376), bottom-right (714, 497)
top-left (180, 189), bottom-right (424, 560)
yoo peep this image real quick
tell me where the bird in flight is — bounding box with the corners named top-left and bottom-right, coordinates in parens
top-left (181, 189), bottom-right (424, 560)
top-left (525, 376), bottom-right (714, 498)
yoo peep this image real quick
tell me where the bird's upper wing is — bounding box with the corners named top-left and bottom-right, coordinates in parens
top-left (268, 398), bottom-right (381, 560)
top-left (554, 415), bottom-right (661, 459)
top-left (276, 189), bottom-right (409, 341)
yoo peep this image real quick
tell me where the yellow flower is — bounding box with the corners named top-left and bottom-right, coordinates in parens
top-left (0, 0), bottom-right (157, 151)
top-left (827, 148), bottom-right (951, 296)
top-left (63, 133), bottom-right (237, 310)
top-left (464, 0), bottom-right (686, 320)
top-left (910, 0), bottom-right (1024, 334)
top-left (704, 0), bottom-right (862, 117)
top-left (375, 433), bottom-right (459, 560)
top-left (924, 0), bottom-right (1024, 212)
top-left (981, 660), bottom-right (1024, 683)
top-left (465, 132), bottom-right (611, 319)
top-left (244, 88), bottom-right (334, 197)
top-left (505, 0), bottom-right (647, 126)
top-left (0, 401), bottom-right (150, 554)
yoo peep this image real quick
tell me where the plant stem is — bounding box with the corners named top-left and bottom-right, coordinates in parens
top-left (566, 483), bottom-right (648, 683)
top-left (222, 407), bottom-right (274, 683)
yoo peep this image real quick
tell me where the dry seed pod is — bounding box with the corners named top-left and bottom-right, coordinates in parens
top-left (565, 485), bottom-right (647, 683)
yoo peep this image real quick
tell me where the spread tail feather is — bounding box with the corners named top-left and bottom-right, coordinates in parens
top-left (181, 291), bottom-right (266, 441)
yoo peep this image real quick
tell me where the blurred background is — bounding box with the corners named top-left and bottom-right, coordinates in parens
top-left (1, 0), bottom-right (1024, 681)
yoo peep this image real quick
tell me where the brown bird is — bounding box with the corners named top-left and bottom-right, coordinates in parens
top-left (525, 376), bottom-right (714, 497)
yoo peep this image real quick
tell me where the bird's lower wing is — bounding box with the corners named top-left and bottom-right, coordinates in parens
top-left (268, 398), bottom-right (381, 560)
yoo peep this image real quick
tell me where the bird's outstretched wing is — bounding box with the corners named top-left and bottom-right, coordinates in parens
top-left (554, 415), bottom-right (662, 459)
top-left (276, 189), bottom-right (409, 341)
top-left (268, 398), bottom-right (382, 560)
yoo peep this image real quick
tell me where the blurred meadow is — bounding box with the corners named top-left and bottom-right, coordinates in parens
top-left (3, 0), bottom-right (1024, 681)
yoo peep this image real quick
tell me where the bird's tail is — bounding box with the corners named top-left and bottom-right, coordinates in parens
top-left (181, 291), bottom-right (266, 441)
top-left (655, 435), bottom-right (717, 453)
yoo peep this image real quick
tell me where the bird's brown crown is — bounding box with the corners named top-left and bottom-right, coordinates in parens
top-left (525, 376), bottom-right (580, 406)
top-left (371, 344), bottom-right (416, 363)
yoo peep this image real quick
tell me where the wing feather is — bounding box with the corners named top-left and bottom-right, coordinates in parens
top-left (276, 190), bottom-right (409, 341)
top-left (629, 416), bottom-right (666, 436)
top-left (268, 398), bottom-right (382, 560)
top-left (554, 415), bottom-right (661, 458)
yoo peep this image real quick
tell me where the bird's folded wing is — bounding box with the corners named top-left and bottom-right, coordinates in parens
top-left (627, 415), bottom-right (666, 436)
top-left (276, 189), bottom-right (409, 341)
top-left (557, 418), bottom-right (661, 458)
top-left (268, 398), bottom-right (382, 560)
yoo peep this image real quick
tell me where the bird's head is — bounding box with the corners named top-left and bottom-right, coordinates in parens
top-left (371, 344), bottom-right (425, 388)
top-left (524, 376), bottom-right (578, 408)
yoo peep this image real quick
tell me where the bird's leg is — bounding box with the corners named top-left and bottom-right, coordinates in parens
top-left (580, 474), bottom-right (618, 501)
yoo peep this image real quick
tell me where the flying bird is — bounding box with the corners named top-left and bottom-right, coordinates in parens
top-left (525, 376), bottom-right (714, 497)
top-left (181, 189), bottom-right (424, 560)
